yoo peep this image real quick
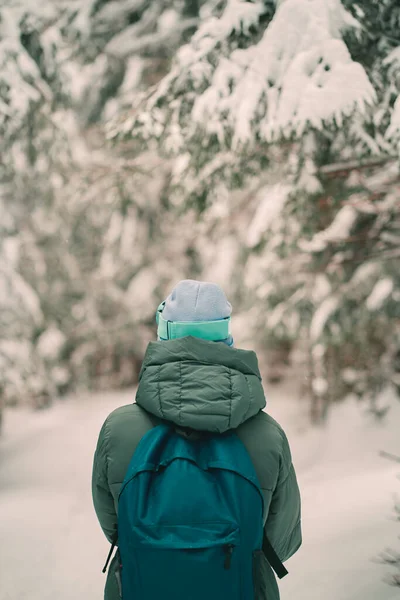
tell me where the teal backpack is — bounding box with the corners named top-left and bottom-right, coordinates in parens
top-left (105, 423), bottom-right (287, 599)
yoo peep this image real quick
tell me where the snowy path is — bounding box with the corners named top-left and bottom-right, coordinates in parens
top-left (0, 387), bottom-right (399, 600)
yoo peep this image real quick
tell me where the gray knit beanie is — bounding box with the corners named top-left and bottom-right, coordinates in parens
top-left (158, 280), bottom-right (233, 346)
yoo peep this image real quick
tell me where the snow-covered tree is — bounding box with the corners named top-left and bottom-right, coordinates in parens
top-left (0, 0), bottom-right (204, 404)
top-left (115, 0), bottom-right (400, 419)
top-left (2, 0), bottom-right (399, 416)
top-left (114, 0), bottom-right (375, 199)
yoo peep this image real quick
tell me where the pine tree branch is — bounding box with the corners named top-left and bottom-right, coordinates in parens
top-left (105, 17), bottom-right (199, 58)
top-left (380, 451), bottom-right (400, 464)
top-left (336, 248), bottom-right (400, 265)
top-left (319, 155), bottom-right (399, 176)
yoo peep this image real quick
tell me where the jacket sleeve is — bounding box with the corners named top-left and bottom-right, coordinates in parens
top-left (264, 430), bottom-right (302, 562)
top-left (92, 417), bottom-right (118, 543)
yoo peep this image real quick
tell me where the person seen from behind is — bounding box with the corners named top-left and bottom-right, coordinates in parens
top-left (92, 279), bottom-right (302, 600)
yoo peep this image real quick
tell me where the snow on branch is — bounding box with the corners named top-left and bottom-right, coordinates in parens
top-left (135, 0), bottom-right (376, 152)
top-left (105, 17), bottom-right (199, 57)
top-left (383, 47), bottom-right (400, 143)
top-left (220, 0), bottom-right (375, 144)
top-left (310, 295), bottom-right (339, 341)
top-left (366, 278), bottom-right (394, 311)
top-left (386, 96), bottom-right (400, 142)
top-left (299, 205), bottom-right (358, 252)
top-left (246, 183), bottom-right (292, 248)
top-left (134, 0), bottom-right (266, 124)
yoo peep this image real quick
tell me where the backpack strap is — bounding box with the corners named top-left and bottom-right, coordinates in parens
top-left (262, 530), bottom-right (288, 579)
top-left (102, 407), bottom-right (161, 573)
top-left (102, 532), bottom-right (118, 573)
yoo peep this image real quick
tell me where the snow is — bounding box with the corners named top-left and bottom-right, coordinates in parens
top-left (351, 262), bottom-right (380, 286)
top-left (157, 8), bottom-right (180, 34)
top-left (382, 44), bottom-right (400, 142)
top-left (1, 384), bottom-right (400, 600)
top-left (119, 56), bottom-right (143, 95)
top-left (299, 205), bottom-right (358, 252)
top-left (182, 0), bottom-right (376, 146)
top-left (2, 237), bottom-right (20, 267)
top-left (270, 384), bottom-right (400, 600)
top-left (191, 0), bottom-right (265, 50)
top-left (310, 296), bottom-right (339, 340)
top-left (104, 212), bottom-right (124, 246)
top-left (95, 0), bottom-right (148, 25)
top-left (311, 376), bottom-right (328, 396)
top-left (341, 367), bottom-right (360, 384)
top-left (296, 159), bottom-right (323, 195)
top-left (267, 301), bottom-right (288, 330)
top-left (36, 326), bottom-right (66, 360)
top-left (246, 184), bottom-right (292, 248)
top-left (51, 366), bottom-right (71, 386)
top-left (202, 236), bottom-right (239, 289)
top-left (384, 47), bottom-right (400, 68)
top-left (0, 339), bottom-right (31, 364)
top-left (311, 274), bottom-right (331, 302)
top-left (366, 279), bottom-right (394, 311)
top-left (120, 215), bottom-right (138, 261)
top-left (126, 268), bottom-right (160, 320)
top-left (1, 262), bottom-right (43, 324)
top-left (143, 0), bottom-right (265, 124)
top-left (386, 95), bottom-right (400, 141)
top-left (105, 13), bottom-right (198, 58)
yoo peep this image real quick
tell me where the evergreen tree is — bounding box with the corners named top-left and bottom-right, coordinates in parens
top-left (0, 0), bottom-right (201, 404)
top-left (116, 0), bottom-right (400, 419)
top-left (2, 0), bottom-right (399, 414)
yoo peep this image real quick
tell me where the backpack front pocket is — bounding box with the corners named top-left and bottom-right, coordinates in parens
top-left (122, 524), bottom-right (242, 600)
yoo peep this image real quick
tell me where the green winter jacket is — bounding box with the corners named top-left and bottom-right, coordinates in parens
top-left (92, 337), bottom-right (302, 600)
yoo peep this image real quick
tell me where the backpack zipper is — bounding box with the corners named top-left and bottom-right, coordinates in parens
top-left (224, 544), bottom-right (234, 570)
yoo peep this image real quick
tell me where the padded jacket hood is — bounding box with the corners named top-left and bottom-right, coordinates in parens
top-left (136, 337), bottom-right (266, 433)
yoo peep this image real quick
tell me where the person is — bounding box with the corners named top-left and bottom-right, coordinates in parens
top-left (92, 279), bottom-right (302, 600)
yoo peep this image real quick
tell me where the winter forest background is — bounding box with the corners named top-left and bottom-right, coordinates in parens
top-left (1, 0), bottom-right (400, 598)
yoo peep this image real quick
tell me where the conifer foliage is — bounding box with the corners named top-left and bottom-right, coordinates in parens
top-left (1, 0), bottom-right (399, 415)
top-left (0, 0), bottom-right (200, 404)
top-left (117, 0), bottom-right (400, 420)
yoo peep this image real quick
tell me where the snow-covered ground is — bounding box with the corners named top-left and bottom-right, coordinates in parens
top-left (0, 384), bottom-right (399, 600)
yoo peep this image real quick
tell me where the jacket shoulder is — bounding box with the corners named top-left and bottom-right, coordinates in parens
top-left (105, 402), bottom-right (152, 426)
top-left (102, 403), bottom-right (155, 445)
top-left (238, 409), bottom-right (290, 450)
top-left (99, 403), bottom-right (155, 489)
top-left (236, 410), bottom-right (293, 492)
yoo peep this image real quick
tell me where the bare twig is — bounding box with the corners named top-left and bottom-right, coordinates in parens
top-left (319, 155), bottom-right (398, 176)
top-left (380, 451), bottom-right (400, 464)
